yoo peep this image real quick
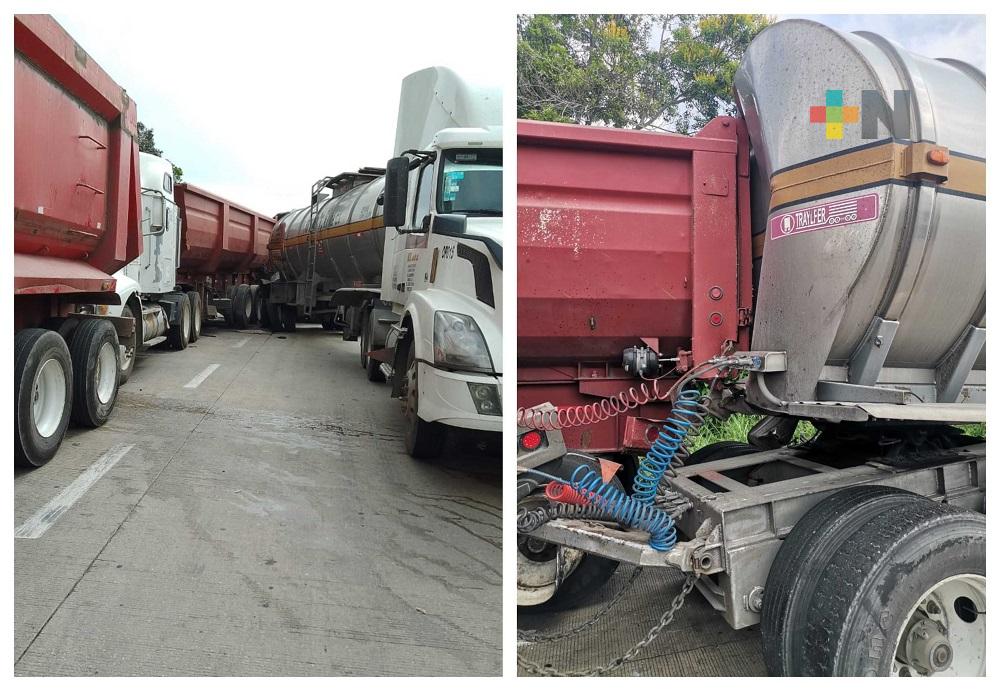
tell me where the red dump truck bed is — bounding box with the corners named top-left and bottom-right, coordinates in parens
top-left (176, 183), bottom-right (275, 278)
top-left (517, 117), bottom-right (754, 454)
top-left (14, 14), bottom-right (141, 304)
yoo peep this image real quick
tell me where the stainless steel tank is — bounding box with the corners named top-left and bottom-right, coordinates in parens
top-left (735, 19), bottom-right (985, 406)
top-left (269, 171), bottom-right (386, 291)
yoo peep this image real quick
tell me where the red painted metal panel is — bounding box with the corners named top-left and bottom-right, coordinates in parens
top-left (176, 183), bottom-right (274, 276)
top-left (517, 117), bottom-right (753, 455)
top-left (13, 14), bottom-right (141, 285)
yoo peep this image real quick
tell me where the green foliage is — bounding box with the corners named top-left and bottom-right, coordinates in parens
top-left (136, 121), bottom-right (184, 182)
top-left (689, 414), bottom-right (816, 452)
top-left (517, 14), bottom-right (773, 132)
top-left (959, 423), bottom-right (985, 439)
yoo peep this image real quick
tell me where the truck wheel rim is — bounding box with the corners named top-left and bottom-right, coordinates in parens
top-left (244, 297), bottom-right (252, 320)
top-left (32, 357), bottom-right (66, 438)
top-left (121, 334), bottom-right (135, 372)
top-left (892, 574), bottom-right (985, 676)
top-left (183, 309), bottom-right (191, 340)
top-left (192, 301), bottom-right (201, 337)
top-left (96, 341), bottom-right (118, 404)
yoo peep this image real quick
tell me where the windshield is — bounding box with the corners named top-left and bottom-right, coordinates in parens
top-left (437, 148), bottom-right (502, 215)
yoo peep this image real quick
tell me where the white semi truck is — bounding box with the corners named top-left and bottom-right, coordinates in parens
top-left (109, 153), bottom-right (275, 383)
top-left (263, 67), bottom-right (503, 457)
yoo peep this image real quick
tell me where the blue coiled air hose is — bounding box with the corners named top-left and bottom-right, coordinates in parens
top-left (567, 388), bottom-right (705, 551)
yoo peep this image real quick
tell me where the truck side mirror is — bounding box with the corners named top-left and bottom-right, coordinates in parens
top-left (383, 156), bottom-right (409, 228)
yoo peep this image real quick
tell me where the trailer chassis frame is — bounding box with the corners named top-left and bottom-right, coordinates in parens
top-left (527, 442), bottom-right (985, 630)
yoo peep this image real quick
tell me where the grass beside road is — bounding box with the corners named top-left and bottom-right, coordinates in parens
top-left (689, 416), bottom-right (984, 451)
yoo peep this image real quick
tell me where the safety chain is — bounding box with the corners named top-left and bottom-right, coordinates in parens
top-left (517, 573), bottom-right (698, 677)
top-left (517, 566), bottom-right (644, 643)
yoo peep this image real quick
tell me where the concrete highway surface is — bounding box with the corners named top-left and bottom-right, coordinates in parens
top-left (15, 324), bottom-right (501, 676)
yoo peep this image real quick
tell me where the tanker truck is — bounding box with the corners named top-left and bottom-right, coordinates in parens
top-left (516, 20), bottom-right (985, 677)
top-left (262, 67), bottom-right (502, 458)
top-left (13, 14), bottom-right (139, 467)
top-left (107, 152), bottom-right (275, 382)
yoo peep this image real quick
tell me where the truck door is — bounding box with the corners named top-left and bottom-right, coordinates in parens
top-left (386, 161), bottom-right (434, 305)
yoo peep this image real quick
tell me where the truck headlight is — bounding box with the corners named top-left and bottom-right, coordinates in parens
top-left (433, 311), bottom-right (493, 372)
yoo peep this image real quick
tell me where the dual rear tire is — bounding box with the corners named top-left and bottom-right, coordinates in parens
top-left (762, 486), bottom-right (985, 676)
top-left (15, 321), bottom-right (121, 468)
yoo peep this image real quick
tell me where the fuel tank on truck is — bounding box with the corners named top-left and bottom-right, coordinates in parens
top-left (735, 19), bottom-right (985, 407)
top-left (268, 171), bottom-right (386, 291)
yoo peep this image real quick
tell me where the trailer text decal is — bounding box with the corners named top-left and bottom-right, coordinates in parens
top-left (770, 193), bottom-right (879, 241)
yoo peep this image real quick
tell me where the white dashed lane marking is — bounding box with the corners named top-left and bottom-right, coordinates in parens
top-left (15, 444), bottom-right (135, 539)
top-left (183, 364), bottom-right (220, 389)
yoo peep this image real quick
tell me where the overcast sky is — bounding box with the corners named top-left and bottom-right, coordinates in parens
top-left (52, 6), bottom-right (505, 217)
top-left (780, 14), bottom-right (985, 70)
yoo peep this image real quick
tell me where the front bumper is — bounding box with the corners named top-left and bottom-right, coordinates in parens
top-left (417, 362), bottom-right (502, 432)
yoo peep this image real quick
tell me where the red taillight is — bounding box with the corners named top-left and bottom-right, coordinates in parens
top-left (519, 430), bottom-right (543, 451)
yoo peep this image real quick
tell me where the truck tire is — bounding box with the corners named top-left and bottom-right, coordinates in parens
top-left (68, 319), bottom-right (121, 428)
top-left (401, 338), bottom-right (446, 458)
top-left (249, 285), bottom-right (261, 325)
top-left (761, 485), bottom-right (925, 676)
top-left (232, 284), bottom-right (252, 329)
top-left (518, 456), bottom-right (622, 612)
top-left (259, 288), bottom-right (272, 330)
top-left (362, 312), bottom-right (385, 382)
top-left (186, 291), bottom-right (202, 343)
top-left (342, 307), bottom-right (358, 341)
top-left (15, 329), bottom-right (73, 467)
top-left (800, 499), bottom-right (985, 676)
top-left (265, 300), bottom-right (282, 332)
top-left (278, 304), bottom-right (297, 332)
top-left (685, 440), bottom-right (757, 465)
top-left (167, 294), bottom-right (192, 350)
top-left (119, 301), bottom-right (141, 385)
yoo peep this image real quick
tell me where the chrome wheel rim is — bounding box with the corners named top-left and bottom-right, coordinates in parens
top-left (32, 357), bottom-right (66, 438)
top-left (95, 341), bottom-right (117, 404)
top-left (893, 574), bottom-right (986, 676)
top-left (183, 307), bottom-right (191, 341)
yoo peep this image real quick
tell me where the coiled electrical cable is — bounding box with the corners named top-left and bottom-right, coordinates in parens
top-left (515, 356), bottom-right (740, 431)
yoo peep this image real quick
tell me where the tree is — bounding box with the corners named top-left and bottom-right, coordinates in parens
top-left (517, 14), bottom-right (774, 133)
top-left (136, 121), bottom-right (184, 182)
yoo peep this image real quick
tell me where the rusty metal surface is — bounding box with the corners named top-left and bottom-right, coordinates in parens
top-left (518, 566), bottom-right (765, 676)
top-left (516, 117), bottom-right (753, 454)
top-left (175, 183), bottom-right (275, 276)
top-left (14, 14), bottom-right (142, 285)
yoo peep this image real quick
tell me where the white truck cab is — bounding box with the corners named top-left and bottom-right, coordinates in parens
top-left (376, 67), bottom-right (503, 457)
top-left (106, 152), bottom-right (195, 382)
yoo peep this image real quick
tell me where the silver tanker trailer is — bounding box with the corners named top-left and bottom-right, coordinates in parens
top-left (262, 67), bottom-right (502, 458)
top-left (516, 19), bottom-right (985, 677)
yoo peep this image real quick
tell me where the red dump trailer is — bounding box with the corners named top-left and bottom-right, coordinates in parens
top-left (176, 182), bottom-right (275, 326)
top-left (14, 14), bottom-right (141, 466)
top-left (516, 117), bottom-right (754, 456)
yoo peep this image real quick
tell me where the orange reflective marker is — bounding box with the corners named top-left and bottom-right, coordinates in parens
top-left (599, 458), bottom-right (623, 485)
